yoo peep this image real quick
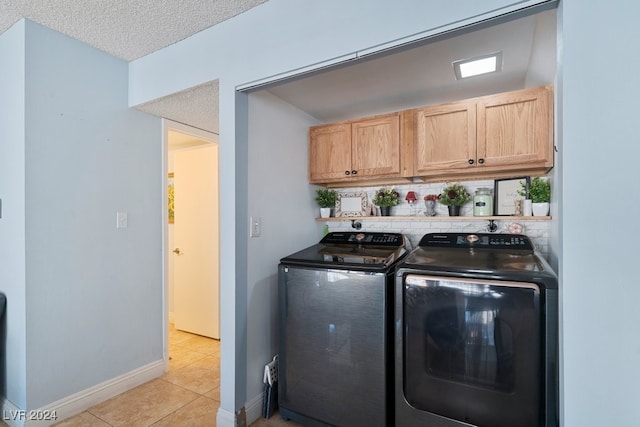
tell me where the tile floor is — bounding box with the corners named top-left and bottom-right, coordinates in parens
top-left (51, 324), bottom-right (298, 427)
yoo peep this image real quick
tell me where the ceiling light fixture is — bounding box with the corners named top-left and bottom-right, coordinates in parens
top-left (453, 52), bottom-right (503, 79)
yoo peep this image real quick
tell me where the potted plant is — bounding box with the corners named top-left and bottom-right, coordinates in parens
top-left (315, 188), bottom-right (337, 218)
top-left (372, 187), bottom-right (400, 216)
top-left (520, 177), bottom-right (550, 216)
top-left (438, 183), bottom-right (471, 216)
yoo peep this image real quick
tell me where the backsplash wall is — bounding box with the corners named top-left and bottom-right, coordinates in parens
top-left (322, 179), bottom-right (551, 258)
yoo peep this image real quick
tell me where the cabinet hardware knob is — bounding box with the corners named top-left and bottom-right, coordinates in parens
top-left (468, 159), bottom-right (474, 165)
top-left (351, 170), bottom-right (358, 175)
top-left (478, 158), bottom-right (485, 164)
top-left (344, 170), bottom-right (350, 175)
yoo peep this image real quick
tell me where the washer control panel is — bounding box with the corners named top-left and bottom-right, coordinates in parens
top-left (321, 232), bottom-right (405, 246)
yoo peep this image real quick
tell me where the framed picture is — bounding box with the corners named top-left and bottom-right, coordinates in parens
top-left (494, 177), bottom-right (528, 215)
top-left (336, 192), bottom-right (368, 217)
top-left (168, 172), bottom-right (175, 224)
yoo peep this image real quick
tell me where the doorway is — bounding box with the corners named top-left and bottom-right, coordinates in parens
top-left (164, 120), bottom-right (220, 357)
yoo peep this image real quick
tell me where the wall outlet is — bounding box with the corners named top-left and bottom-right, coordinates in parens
top-left (250, 216), bottom-right (261, 237)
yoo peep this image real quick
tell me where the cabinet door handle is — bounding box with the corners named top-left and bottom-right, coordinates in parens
top-left (351, 170), bottom-right (358, 175)
top-left (468, 159), bottom-right (475, 165)
top-left (345, 170), bottom-right (351, 175)
top-left (478, 158), bottom-right (485, 164)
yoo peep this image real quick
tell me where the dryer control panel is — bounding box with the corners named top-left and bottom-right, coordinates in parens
top-left (418, 233), bottom-right (533, 250)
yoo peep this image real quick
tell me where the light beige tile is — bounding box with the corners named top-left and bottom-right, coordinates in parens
top-left (168, 344), bottom-right (208, 370)
top-left (151, 396), bottom-right (218, 427)
top-left (169, 327), bottom-right (196, 346)
top-left (162, 356), bottom-right (220, 395)
top-left (203, 384), bottom-right (220, 401)
top-left (88, 378), bottom-right (199, 427)
top-left (179, 334), bottom-right (220, 357)
top-left (53, 411), bottom-right (111, 427)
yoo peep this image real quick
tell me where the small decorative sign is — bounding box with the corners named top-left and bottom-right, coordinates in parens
top-left (494, 177), bottom-right (528, 215)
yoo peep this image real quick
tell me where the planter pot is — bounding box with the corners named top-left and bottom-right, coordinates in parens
top-left (320, 207), bottom-right (331, 218)
top-left (447, 205), bottom-right (461, 216)
top-left (380, 206), bottom-right (392, 216)
top-left (532, 202), bottom-right (549, 216)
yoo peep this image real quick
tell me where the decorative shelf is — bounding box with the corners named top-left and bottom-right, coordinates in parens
top-left (316, 215), bottom-right (551, 221)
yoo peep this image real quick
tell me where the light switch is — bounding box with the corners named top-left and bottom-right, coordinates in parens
top-left (250, 216), bottom-right (261, 237)
top-left (116, 211), bottom-right (128, 229)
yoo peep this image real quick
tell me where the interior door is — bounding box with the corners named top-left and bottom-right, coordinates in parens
top-left (173, 145), bottom-right (220, 338)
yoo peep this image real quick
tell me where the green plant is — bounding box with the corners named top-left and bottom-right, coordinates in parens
top-left (519, 177), bottom-right (551, 203)
top-left (315, 188), bottom-right (337, 208)
top-left (438, 183), bottom-right (471, 206)
top-left (372, 187), bottom-right (400, 207)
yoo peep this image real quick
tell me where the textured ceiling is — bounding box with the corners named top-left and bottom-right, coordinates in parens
top-left (0, 0), bottom-right (267, 135)
top-left (138, 81), bottom-right (220, 135)
top-left (0, 0), bottom-right (268, 61)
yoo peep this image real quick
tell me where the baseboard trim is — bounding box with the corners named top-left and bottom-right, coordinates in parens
top-left (1, 397), bottom-right (24, 427)
top-left (216, 406), bottom-right (236, 427)
top-left (1, 359), bottom-right (165, 427)
top-left (245, 392), bottom-right (264, 425)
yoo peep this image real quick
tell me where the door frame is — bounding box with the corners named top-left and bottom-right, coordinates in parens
top-left (162, 119), bottom-right (219, 370)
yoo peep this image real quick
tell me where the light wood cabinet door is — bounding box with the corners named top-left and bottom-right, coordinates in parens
top-left (308, 123), bottom-right (352, 182)
top-left (351, 113), bottom-right (401, 178)
top-left (476, 85), bottom-right (553, 170)
top-left (309, 113), bottom-right (402, 184)
top-left (414, 100), bottom-right (477, 174)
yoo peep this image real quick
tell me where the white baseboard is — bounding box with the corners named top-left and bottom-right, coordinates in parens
top-left (216, 398), bottom-right (262, 427)
top-left (216, 406), bottom-right (236, 427)
top-left (1, 397), bottom-right (24, 427)
top-left (1, 359), bottom-right (165, 427)
top-left (245, 392), bottom-right (264, 426)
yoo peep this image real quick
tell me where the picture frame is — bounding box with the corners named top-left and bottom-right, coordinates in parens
top-left (494, 177), bottom-right (528, 216)
top-left (336, 192), bottom-right (368, 217)
top-left (168, 172), bottom-right (175, 224)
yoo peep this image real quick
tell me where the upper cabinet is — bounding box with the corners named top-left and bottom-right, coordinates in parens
top-left (477, 86), bottom-right (553, 171)
top-left (413, 99), bottom-right (477, 174)
top-left (309, 112), bottom-right (408, 184)
top-left (309, 85), bottom-right (554, 186)
top-left (413, 85), bottom-right (553, 180)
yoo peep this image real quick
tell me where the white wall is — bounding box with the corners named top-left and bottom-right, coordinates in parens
top-left (0, 20), bottom-right (28, 410)
top-left (246, 91), bottom-right (321, 405)
top-left (560, 1), bottom-right (640, 425)
top-left (6, 20), bottom-right (162, 410)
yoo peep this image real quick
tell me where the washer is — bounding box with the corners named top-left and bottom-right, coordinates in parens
top-left (394, 233), bottom-right (558, 427)
top-left (278, 231), bottom-right (408, 427)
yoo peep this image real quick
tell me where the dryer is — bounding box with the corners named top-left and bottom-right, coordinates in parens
top-left (394, 233), bottom-right (558, 427)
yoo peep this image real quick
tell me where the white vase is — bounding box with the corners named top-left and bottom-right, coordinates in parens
top-left (532, 202), bottom-right (549, 216)
top-left (522, 199), bottom-right (533, 216)
top-left (320, 207), bottom-right (331, 218)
